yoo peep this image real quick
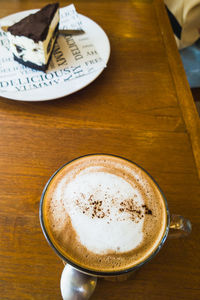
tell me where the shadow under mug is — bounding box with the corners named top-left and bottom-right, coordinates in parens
top-left (39, 154), bottom-right (192, 299)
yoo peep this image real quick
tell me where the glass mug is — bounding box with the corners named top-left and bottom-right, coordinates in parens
top-left (39, 154), bottom-right (192, 300)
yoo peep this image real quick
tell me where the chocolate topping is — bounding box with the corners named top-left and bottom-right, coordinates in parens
top-left (8, 3), bottom-right (59, 42)
top-left (142, 205), bottom-right (153, 215)
top-left (77, 192), bottom-right (153, 223)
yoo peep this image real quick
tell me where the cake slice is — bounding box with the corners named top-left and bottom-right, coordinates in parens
top-left (6, 3), bottom-right (59, 71)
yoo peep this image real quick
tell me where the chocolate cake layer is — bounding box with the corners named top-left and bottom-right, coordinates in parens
top-left (8, 3), bottom-right (59, 42)
top-left (13, 55), bottom-right (47, 71)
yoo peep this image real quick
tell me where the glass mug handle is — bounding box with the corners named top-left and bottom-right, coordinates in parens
top-left (169, 214), bottom-right (192, 238)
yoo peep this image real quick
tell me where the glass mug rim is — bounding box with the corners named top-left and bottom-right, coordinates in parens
top-left (39, 153), bottom-right (170, 277)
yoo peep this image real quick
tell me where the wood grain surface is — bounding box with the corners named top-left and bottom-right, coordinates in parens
top-left (0, 0), bottom-right (200, 299)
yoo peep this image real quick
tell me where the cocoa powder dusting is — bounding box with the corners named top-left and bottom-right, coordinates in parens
top-left (118, 199), bottom-right (153, 222)
top-left (78, 194), bottom-right (109, 219)
top-left (77, 193), bottom-right (152, 222)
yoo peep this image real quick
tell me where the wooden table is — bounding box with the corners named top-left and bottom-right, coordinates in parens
top-left (0, 0), bottom-right (200, 299)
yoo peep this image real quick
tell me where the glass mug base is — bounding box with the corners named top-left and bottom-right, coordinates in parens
top-left (39, 154), bottom-right (191, 299)
top-left (62, 260), bottom-right (135, 282)
top-left (62, 260), bottom-right (136, 283)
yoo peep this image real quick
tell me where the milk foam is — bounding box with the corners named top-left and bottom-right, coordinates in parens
top-left (54, 167), bottom-right (146, 254)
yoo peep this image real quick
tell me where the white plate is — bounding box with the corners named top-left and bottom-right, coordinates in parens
top-left (0, 9), bottom-right (110, 101)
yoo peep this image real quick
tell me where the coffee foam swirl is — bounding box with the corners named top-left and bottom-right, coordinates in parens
top-left (44, 155), bottom-right (167, 272)
top-left (51, 163), bottom-right (153, 254)
top-left (59, 169), bottom-right (145, 253)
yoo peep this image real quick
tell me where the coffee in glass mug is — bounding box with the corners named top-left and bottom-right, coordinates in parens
top-left (39, 154), bottom-right (191, 298)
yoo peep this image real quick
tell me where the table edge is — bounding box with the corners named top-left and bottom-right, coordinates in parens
top-left (155, 0), bottom-right (200, 179)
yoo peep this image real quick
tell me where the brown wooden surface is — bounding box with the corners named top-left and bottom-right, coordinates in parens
top-left (0, 0), bottom-right (200, 299)
top-left (192, 88), bottom-right (200, 115)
